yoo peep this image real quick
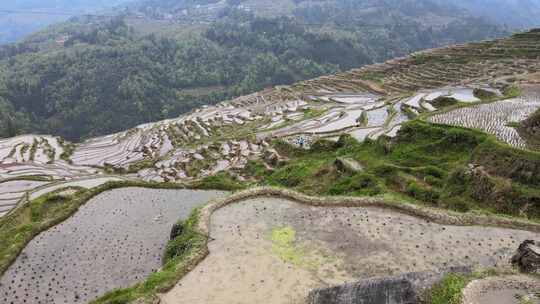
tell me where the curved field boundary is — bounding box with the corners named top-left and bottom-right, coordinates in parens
top-left (3, 175), bottom-right (132, 219)
top-left (88, 186), bottom-right (540, 304)
top-left (0, 180), bottom-right (202, 277)
top-left (195, 187), bottom-right (540, 236)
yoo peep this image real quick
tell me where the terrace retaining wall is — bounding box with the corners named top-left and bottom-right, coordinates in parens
top-left (306, 267), bottom-right (471, 304)
top-left (195, 187), bottom-right (540, 236)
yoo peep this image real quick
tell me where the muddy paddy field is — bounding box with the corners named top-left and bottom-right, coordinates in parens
top-left (0, 188), bottom-right (226, 304)
top-left (161, 197), bottom-right (539, 304)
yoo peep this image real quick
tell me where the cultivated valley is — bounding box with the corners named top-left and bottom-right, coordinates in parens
top-left (0, 1), bottom-right (539, 304)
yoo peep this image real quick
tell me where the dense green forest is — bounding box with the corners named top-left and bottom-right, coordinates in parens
top-left (0, 5), bottom-right (507, 141)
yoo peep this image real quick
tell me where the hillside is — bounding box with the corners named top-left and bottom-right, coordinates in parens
top-left (0, 29), bottom-right (539, 304)
top-left (0, 3), bottom-right (508, 141)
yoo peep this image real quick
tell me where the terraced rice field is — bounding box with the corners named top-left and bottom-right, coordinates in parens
top-left (161, 197), bottom-right (538, 304)
top-left (347, 127), bottom-right (380, 142)
top-left (0, 180), bottom-right (50, 217)
top-left (0, 135), bottom-right (65, 164)
top-left (327, 94), bottom-right (380, 105)
top-left (28, 176), bottom-right (125, 200)
top-left (308, 108), bottom-right (365, 133)
top-left (429, 96), bottom-right (540, 148)
top-left (0, 188), bottom-right (227, 304)
top-left (0, 162), bottom-right (97, 181)
top-left (71, 131), bottom-right (147, 168)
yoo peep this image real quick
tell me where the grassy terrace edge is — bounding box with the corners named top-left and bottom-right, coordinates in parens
top-left (0, 178), bottom-right (243, 278)
top-left (92, 186), bottom-right (540, 304)
top-left (1, 120), bottom-right (539, 303)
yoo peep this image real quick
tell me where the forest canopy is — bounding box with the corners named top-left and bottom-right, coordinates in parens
top-left (0, 7), bottom-right (506, 141)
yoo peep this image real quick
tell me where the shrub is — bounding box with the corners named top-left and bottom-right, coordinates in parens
top-left (443, 128), bottom-right (482, 147)
top-left (442, 197), bottom-right (472, 213)
top-left (373, 164), bottom-right (399, 177)
top-left (420, 166), bottom-right (445, 178)
top-left (502, 84), bottom-right (521, 98)
top-left (473, 88), bottom-right (498, 100)
top-left (163, 221), bottom-right (202, 264)
top-left (267, 160), bottom-right (318, 188)
top-left (336, 134), bottom-right (361, 150)
top-left (424, 175), bottom-right (443, 188)
top-left (310, 139), bottom-right (338, 152)
top-left (426, 273), bottom-right (468, 304)
top-left (431, 96), bottom-right (458, 108)
top-left (328, 173), bottom-right (382, 196)
top-left (195, 172), bottom-right (246, 191)
top-left (406, 181), bottom-right (440, 203)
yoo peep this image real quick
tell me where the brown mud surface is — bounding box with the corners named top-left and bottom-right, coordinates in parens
top-left (161, 197), bottom-right (539, 304)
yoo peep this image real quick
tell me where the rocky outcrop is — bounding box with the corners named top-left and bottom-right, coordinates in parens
top-left (170, 222), bottom-right (184, 240)
top-left (307, 267), bottom-right (471, 304)
top-left (263, 149), bottom-right (287, 166)
top-left (512, 240), bottom-right (540, 274)
top-left (334, 157), bottom-right (364, 173)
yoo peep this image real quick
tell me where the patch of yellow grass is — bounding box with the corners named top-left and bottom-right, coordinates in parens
top-left (270, 226), bottom-right (305, 266)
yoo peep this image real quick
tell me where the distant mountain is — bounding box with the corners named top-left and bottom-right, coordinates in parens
top-left (0, 0), bottom-right (133, 44)
top-left (436, 0), bottom-right (540, 29)
top-left (126, 0), bottom-right (540, 30)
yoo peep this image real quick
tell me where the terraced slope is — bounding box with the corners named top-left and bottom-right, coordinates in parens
top-left (0, 30), bottom-right (539, 219)
top-left (293, 31), bottom-right (540, 95)
top-left (0, 29), bottom-right (539, 304)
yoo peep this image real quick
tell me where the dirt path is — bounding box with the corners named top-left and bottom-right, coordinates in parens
top-left (161, 197), bottom-right (539, 304)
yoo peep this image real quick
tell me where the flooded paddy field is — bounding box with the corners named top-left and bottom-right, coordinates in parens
top-left (0, 188), bottom-right (226, 304)
top-left (161, 197), bottom-right (539, 304)
top-left (28, 176), bottom-right (125, 200)
top-left (0, 180), bottom-right (50, 217)
top-left (429, 96), bottom-right (540, 148)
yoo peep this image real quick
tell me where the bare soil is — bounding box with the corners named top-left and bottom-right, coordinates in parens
top-left (161, 197), bottom-right (539, 304)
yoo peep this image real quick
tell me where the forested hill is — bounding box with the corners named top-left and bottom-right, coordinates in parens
top-left (0, 3), bottom-right (507, 141)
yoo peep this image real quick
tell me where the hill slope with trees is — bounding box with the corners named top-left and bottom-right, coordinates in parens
top-left (0, 2), bottom-right (508, 141)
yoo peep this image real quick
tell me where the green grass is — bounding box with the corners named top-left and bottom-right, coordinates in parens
top-left (0, 187), bottom-right (89, 275)
top-left (242, 120), bottom-right (540, 221)
top-left (427, 273), bottom-right (469, 304)
top-left (0, 178), bottom-right (243, 304)
top-left (502, 84), bottom-right (522, 98)
top-left (0, 175), bottom-right (54, 183)
top-left (270, 226), bottom-right (304, 266)
top-left (58, 138), bottom-right (75, 163)
top-left (0, 179), bottom-right (238, 279)
top-left (473, 88), bottom-right (499, 101)
top-left (91, 207), bottom-right (208, 304)
top-left (193, 172), bottom-right (248, 191)
top-left (303, 107), bottom-right (327, 119)
top-left (425, 269), bottom-right (504, 304)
